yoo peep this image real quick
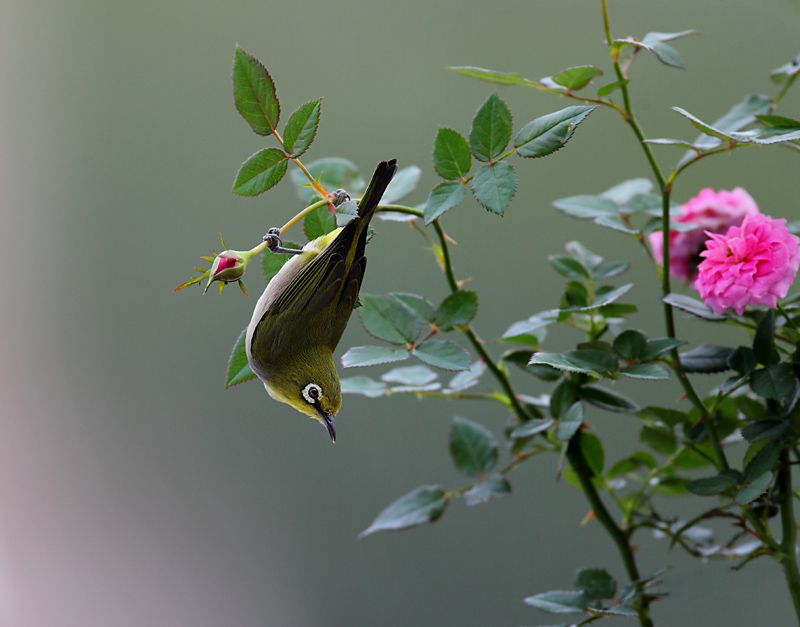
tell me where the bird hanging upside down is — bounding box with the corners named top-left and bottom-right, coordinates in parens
top-left (245, 159), bottom-right (398, 442)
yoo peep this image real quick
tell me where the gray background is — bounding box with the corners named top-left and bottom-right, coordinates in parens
top-left (2, 0), bottom-right (799, 625)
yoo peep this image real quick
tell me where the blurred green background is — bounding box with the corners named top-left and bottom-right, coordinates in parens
top-left (2, 0), bottom-right (799, 625)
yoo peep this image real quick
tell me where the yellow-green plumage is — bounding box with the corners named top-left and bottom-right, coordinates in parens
top-left (245, 159), bottom-right (397, 442)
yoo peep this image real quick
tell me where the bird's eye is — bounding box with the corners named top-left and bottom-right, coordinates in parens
top-left (302, 383), bottom-right (322, 404)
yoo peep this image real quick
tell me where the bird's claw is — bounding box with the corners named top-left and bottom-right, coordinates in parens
top-left (332, 189), bottom-right (350, 207)
top-left (263, 228), bottom-right (302, 255)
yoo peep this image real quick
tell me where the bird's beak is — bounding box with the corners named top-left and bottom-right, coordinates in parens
top-left (318, 410), bottom-right (336, 443)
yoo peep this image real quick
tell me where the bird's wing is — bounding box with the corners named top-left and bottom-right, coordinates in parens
top-left (249, 222), bottom-right (359, 362)
top-left (249, 159), bottom-right (398, 369)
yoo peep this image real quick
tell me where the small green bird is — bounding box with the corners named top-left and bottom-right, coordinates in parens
top-left (246, 159), bottom-right (398, 442)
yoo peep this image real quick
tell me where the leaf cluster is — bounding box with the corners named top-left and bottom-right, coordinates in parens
top-left (424, 95), bottom-right (595, 223)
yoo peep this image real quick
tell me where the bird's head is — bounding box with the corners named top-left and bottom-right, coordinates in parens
top-left (263, 350), bottom-right (342, 442)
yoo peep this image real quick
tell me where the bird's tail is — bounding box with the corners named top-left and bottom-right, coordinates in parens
top-left (357, 159), bottom-right (398, 223)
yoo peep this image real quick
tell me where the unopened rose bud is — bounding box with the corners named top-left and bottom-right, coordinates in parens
top-left (204, 250), bottom-right (252, 294)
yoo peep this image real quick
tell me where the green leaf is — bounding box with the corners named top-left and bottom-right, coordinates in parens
top-left (643, 29), bottom-right (698, 43)
top-left (607, 456), bottom-right (645, 479)
top-left (500, 311), bottom-right (555, 346)
top-left (750, 364), bottom-right (798, 400)
top-left (382, 166), bottom-right (422, 204)
top-left (561, 281), bottom-right (588, 310)
top-left (580, 432), bottom-right (605, 475)
top-left (597, 78), bottom-right (629, 97)
top-left (743, 440), bottom-right (768, 470)
top-left (450, 416), bottom-right (498, 475)
top-left (575, 568), bottom-right (616, 600)
top-left (514, 106), bottom-right (596, 158)
top-left (742, 419), bottom-right (791, 442)
top-left (744, 440), bottom-right (781, 482)
top-left (754, 310), bottom-right (777, 365)
top-left (677, 94), bottom-right (773, 165)
top-left (381, 365), bottom-right (437, 386)
top-left (563, 284), bottom-right (634, 312)
top-left (226, 328), bottom-right (257, 388)
top-left (640, 425), bottom-right (677, 455)
top-left (735, 471), bottom-right (774, 505)
top-left (283, 99), bottom-right (321, 157)
top-left (359, 294), bottom-right (419, 344)
top-left (261, 241), bottom-right (301, 282)
top-left (551, 65), bottom-right (603, 90)
top-left (335, 199), bottom-right (359, 227)
top-left (614, 31), bottom-right (696, 69)
top-left (341, 345), bottom-right (410, 368)
top-left (593, 214), bottom-right (638, 234)
top-left (463, 475), bottom-right (511, 506)
top-left (601, 178), bottom-right (653, 204)
top-left (750, 129), bottom-right (800, 145)
top-left (613, 330), bottom-right (647, 360)
top-left (647, 41), bottom-right (683, 68)
top-left (580, 385), bottom-right (639, 413)
top-left (672, 107), bottom-right (752, 148)
top-left (447, 66), bottom-right (532, 86)
top-left (509, 418), bottom-right (554, 439)
top-left (391, 293), bottom-right (436, 324)
top-left (686, 470), bottom-right (741, 495)
top-left (523, 590), bottom-right (588, 613)
top-left (643, 137), bottom-right (703, 149)
top-left (556, 402), bottom-right (584, 442)
top-left (446, 359), bottom-right (486, 392)
top-left (412, 340), bottom-right (470, 371)
top-left (423, 180), bottom-right (466, 224)
top-left (738, 396), bottom-right (765, 419)
top-left (678, 344), bottom-right (735, 373)
top-left (359, 486), bottom-right (448, 537)
top-left (565, 241), bottom-right (603, 270)
top-left (433, 128), bottom-right (472, 180)
top-left (663, 293), bottom-right (727, 321)
top-left (593, 261), bottom-right (630, 279)
top-left (529, 350), bottom-right (617, 375)
top-left (639, 338), bottom-right (685, 362)
top-left (620, 364), bottom-right (670, 380)
top-left (290, 157), bottom-right (364, 205)
top-left (703, 93), bottom-right (773, 141)
top-left (232, 46), bottom-right (280, 136)
top-left (595, 605), bottom-right (639, 617)
top-left (633, 451), bottom-right (657, 469)
top-left (552, 195), bottom-right (620, 219)
top-left (757, 114), bottom-right (800, 130)
top-left (437, 291), bottom-right (478, 330)
top-left (654, 476), bottom-right (690, 497)
top-left (469, 93), bottom-right (512, 162)
top-left (771, 53), bottom-right (800, 83)
top-left (232, 148), bottom-right (288, 196)
top-left (673, 445), bottom-right (715, 469)
top-left (340, 376), bottom-right (387, 397)
top-left (549, 255), bottom-right (591, 279)
top-left (471, 162), bottom-right (517, 215)
top-left (303, 204), bottom-right (337, 240)
top-left (639, 406), bottom-right (688, 427)
top-left (550, 379), bottom-right (577, 419)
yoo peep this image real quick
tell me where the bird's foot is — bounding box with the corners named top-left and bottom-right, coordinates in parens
top-left (263, 228), bottom-right (302, 255)
top-left (331, 189), bottom-right (350, 207)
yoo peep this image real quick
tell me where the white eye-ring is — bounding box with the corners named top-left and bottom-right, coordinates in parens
top-left (302, 383), bottom-right (322, 404)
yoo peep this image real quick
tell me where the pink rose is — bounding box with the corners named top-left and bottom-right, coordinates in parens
top-left (649, 187), bottom-right (759, 281)
top-left (694, 214), bottom-right (800, 315)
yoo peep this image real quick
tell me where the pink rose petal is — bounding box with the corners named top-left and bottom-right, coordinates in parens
top-left (694, 214), bottom-right (800, 315)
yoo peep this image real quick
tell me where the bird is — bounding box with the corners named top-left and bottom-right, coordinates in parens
top-left (245, 159), bottom-right (398, 442)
